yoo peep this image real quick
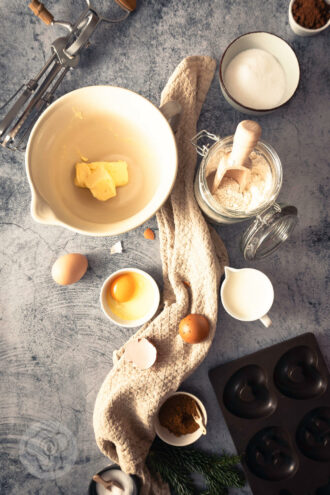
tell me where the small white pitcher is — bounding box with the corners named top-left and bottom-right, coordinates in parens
top-left (220, 266), bottom-right (274, 327)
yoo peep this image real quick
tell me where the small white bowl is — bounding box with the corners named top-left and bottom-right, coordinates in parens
top-left (219, 32), bottom-right (300, 115)
top-left (100, 268), bottom-right (160, 328)
top-left (154, 391), bottom-right (207, 447)
top-left (288, 0), bottom-right (330, 36)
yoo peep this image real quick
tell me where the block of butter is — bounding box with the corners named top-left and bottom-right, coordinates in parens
top-left (75, 161), bottom-right (128, 201)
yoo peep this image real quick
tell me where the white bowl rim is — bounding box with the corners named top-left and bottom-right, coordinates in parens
top-left (288, 0), bottom-right (330, 34)
top-left (219, 31), bottom-right (301, 113)
top-left (100, 267), bottom-right (160, 328)
top-left (154, 391), bottom-right (208, 447)
top-left (25, 85), bottom-right (178, 237)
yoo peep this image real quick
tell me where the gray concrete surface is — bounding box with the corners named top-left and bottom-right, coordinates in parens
top-left (0, 1), bottom-right (329, 494)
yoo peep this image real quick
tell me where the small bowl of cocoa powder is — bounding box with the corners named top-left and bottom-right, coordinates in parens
top-left (289, 0), bottom-right (330, 36)
top-left (154, 391), bottom-right (207, 446)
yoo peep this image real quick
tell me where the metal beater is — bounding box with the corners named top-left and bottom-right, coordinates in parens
top-left (0, 0), bottom-right (136, 151)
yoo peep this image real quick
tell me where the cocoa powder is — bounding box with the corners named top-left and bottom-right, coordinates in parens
top-left (292, 0), bottom-right (330, 29)
top-left (158, 395), bottom-right (199, 436)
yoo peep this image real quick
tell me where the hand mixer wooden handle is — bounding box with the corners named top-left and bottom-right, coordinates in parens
top-left (230, 120), bottom-right (262, 168)
top-left (29, 0), bottom-right (54, 25)
top-left (115, 0), bottom-right (137, 12)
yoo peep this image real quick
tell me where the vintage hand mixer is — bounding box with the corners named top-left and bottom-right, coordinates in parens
top-left (0, 0), bottom-right (136, 151)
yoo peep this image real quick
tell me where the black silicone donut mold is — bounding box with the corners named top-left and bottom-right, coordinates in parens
top-left (296, 406), bottom-right (330, 462)
top-left (223, 365), bottom-right (277, 419)
top-left (209, 333), bottom-right (330, 495)
top-left (315, 478), bottom-right (330, 495)
top-left (245, 426), bottom-right (298, 481)
top-left (274, 346), bottom-right (327, 400)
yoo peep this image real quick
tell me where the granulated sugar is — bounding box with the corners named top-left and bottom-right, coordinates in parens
top-left (224, 48), bottom-right (286, 109)
top-left (206, 150), bottom-right (273, 212)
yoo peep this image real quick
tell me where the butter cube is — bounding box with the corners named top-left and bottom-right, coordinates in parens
top-left (103, 161), bottom-right (128, 187)
top-left (74, 160), bottom-right (128, 201)
top-left (85, 167), bottom-right (117, 201)
top-left (75, 161), bottom-right (128, 187)
top-left (75, 162), bottom-right (91, 187)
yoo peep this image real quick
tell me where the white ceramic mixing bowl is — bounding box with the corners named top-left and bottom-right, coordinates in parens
top-left (26, 86), bottom-right (178, 236)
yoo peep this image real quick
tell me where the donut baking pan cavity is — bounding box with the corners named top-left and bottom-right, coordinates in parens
top-left (209, 333), bottom-right (330, 495)
top-left (223, 365), bottom-right (277, 419)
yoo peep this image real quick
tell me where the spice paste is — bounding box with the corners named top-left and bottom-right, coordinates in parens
top-left (159, 395), bottom-right (199, 436)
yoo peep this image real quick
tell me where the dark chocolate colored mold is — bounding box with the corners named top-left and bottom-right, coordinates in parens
top-left (223, 365), bottom-right (277, 419)
top-left (209, 333), bottom-right (330, 495)
top-left (316, 478), bottom-right (330, 495)
top-left (296, 407), bottom-right (330, 462)
top-left (274, 346), bottom-right (327, 400)
top-left (245, 427), bottom-right (299, 481)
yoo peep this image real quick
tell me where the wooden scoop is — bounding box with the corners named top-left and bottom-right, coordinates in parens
top-left (193, 408), bottom-right (207, 435)
top-left (93, 474), bottom-right (124, 493)
top-left (211, 120), bottom-right (262, 194)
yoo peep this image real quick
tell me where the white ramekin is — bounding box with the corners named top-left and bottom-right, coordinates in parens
top-left (100, 267), bottom-right (160, 328)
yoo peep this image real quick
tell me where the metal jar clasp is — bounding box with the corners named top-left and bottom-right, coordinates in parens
top-left (191, 130), bottom-right (220, 157)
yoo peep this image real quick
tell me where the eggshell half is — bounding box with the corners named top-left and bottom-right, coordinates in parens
top-left (124, 338), bottom-right (157, 369)
top-left (52, 253), bottom-right (88, 285)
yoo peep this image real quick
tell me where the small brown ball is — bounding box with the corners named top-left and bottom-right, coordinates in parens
top-left (179, 314), bottom-right (210, 344)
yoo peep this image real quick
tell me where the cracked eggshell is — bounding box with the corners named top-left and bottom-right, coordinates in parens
top-left (124, 338), bottom-right (157, 369)
top-left (110, 241), bottom-right (123, 254)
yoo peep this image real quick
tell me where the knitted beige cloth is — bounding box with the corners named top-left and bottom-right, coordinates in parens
top-left (93, 56), bottom-right (228, 494)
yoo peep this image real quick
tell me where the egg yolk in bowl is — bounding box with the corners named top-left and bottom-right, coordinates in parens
top-left (106, 271), bottom-right (155, 321)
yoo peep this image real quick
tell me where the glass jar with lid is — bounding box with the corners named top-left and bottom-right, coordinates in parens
top-left (192, 130), bottom-right (298, 261)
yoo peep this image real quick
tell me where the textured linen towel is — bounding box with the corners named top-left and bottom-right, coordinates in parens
top-left (93, 55), bottom-right (228, 494)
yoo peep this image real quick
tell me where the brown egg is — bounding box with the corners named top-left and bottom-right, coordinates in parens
top-left (179, 314), bottom-right (210, 344)
top-left (52, 253), bottom-right (88, 285)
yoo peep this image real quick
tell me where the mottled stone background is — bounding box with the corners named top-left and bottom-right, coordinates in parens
top-left (0, 1), bottom-right (329, 494)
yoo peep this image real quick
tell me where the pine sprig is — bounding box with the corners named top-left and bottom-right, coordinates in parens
top-left (146, 438), bottom-right (245, 495)
top-left (147, 449), bottom-right (195, 494)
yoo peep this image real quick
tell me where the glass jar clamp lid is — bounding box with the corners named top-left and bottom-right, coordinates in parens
top-left (192, 129), bottom-right (298, 261)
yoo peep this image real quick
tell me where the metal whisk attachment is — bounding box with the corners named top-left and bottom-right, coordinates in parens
top-left (0, 0), bottom-right (136, 151)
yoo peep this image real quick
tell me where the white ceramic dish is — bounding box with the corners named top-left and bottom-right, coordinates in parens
top-left (154, 391), bottom-right (207, 447)
top-left (100, 268), bottom-right (160, 328)
top-left (219, 32), bottom-right (300, 115)
top-left (288, 0), bottom-right (330, 36)
top-left (26, 86), bottom-right (178, 236)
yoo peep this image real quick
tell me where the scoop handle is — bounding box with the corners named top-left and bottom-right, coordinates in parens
top-left (260, 314), bottom-right (272, 328)
top-left (93, 474), bottom-right (123, 491)
top-left (230, 120), bottom-right (262, 168)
